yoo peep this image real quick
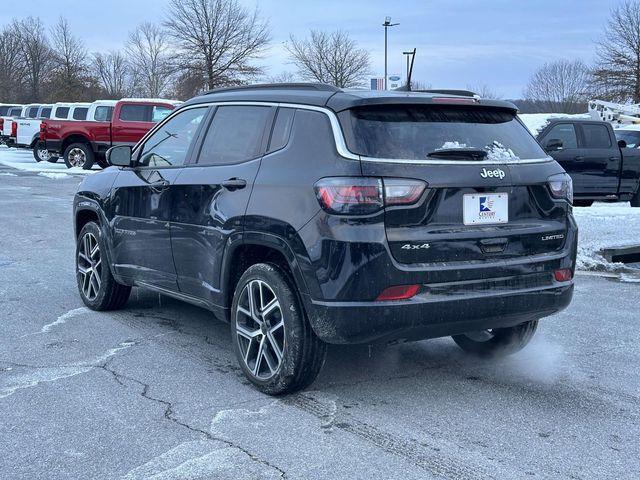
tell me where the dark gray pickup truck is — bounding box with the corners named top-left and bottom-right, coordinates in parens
top-left (534, 119), bottom-right (640, 206)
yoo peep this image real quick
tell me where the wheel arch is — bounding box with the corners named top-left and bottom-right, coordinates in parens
top-left (62, 134), bottom-right (93, 154)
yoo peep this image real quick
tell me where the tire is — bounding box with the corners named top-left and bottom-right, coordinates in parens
top-left (32, 143), bottom-right (57, 163)
top-left (76, 221), bottom-right (131, 311)
top-left (231, 263), bottom-right (327, 395)
top-left (573, 199), bottom-right (593, 207)
top-left (64, 142), bottom-right (94, 170)
top-left (452, 320), bottom-right (538, 358)
top-left (631, 189), bottom-right (640, 207)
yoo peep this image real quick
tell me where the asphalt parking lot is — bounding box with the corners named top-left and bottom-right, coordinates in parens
top-left (1, 163), bottom-right (639, 480)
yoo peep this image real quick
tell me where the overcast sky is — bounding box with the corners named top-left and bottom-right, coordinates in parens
top-left (0, 0), bottom-right (624, 97)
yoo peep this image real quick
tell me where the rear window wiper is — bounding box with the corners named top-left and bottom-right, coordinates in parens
top-left (426, 148), bottom-right (488, 160)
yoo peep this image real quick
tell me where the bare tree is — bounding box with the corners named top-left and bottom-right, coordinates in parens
top-left (266, 71), bottom-right (298, 83)
top-left (49, 17), bottom-right (89, 100)
top-left (0, 24), bottom-right (26, 101)
top-left (14, 17), bottom-right (53, 101)
top-left (92, 51), bottom-right (133, 99)
top-left (592, 0), bottom-right (640, 102)
top-left (467, 84), bottom-right (502, 99)
top-left (164, 0), bottom-right (270, 91)
top-left (523, 59), bottom-right (590, 113)
top-left (286, 30), bottom-right (371, 88)
top-left (127, 22), bottom-right (173, 97)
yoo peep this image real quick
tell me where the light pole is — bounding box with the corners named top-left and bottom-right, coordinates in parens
top-left (403, 49), bottom-right (416, 89)
top-left (383, 16), bottom-right (399, 90)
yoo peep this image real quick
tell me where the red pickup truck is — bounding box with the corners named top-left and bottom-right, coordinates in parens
top-left (41, 98), bottom-right (181, 169)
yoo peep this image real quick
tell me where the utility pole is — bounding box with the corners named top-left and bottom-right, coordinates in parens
top-left (403, 49), bottom-right (416, 90)
top-left (383, 17), bottom-right (399, 90)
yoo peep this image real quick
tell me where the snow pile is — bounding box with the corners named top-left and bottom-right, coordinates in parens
top-left (437, 141), bottom-right (468, 150)
top-left (519, 113), bottom-right (592, 136)
top-left (0, 146), bottom-right (98, 175)
top-left (573, 202), bottom-right (640, 276)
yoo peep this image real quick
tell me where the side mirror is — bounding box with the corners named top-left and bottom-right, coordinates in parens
top-left (545, 138), bottom-right (564, 152)
top-left (618, 139), bottom-right (627, 149)
top-left (106, 145), bottom-right (133, 167)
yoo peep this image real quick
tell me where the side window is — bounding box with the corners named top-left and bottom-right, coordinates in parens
top-left (582, 124), bottom-right (612, 148)
top-left (9, 107), bottom-right (21, 116)
top-left (27, 107), bottom-right (39, 118)
top-left (152, 106), bottom-right (173, 123)
top-left (94, 106), bottom-right (113, 122)
top-left (56, 107), bottom-right (70, 118)
top-left (40, 107), bottom-right (52, 119)
top-left (268, 108), bottom-right (295, 152)
top-left (543, 124), bottom-right (577, 150)
top-left (73, 107), bottom-right (88, 120)
top-left (120, 105), bottom-right (150, 122)
top-left (138, 108), bottom-right (207, 167)
top-left (197, 106), bottom-right (272, 165)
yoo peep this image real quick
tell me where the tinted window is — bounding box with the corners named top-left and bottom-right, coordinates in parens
top-left (615, 130), bottom-right (640, 149)
top-left (8, 107), bottom-right (21, 116)
top-left (152, 106), bottom-right (173, 123)
top-left (138, 108), bottom-right (206, 167)
top-left (198, 106), bottom-right (271, 165)
top-left (73, 107), bottom-right (88, 120)
top-left (544, 124), bottom-right (578, 149)
top-left (342, 106), bottom-right (546, 161)
top-left (582, 124), bottom-right (612, 148)
top-left (40, 107), bottom-right (52, 119)
top-left (268, 108), bottom-right (295, 152)
top-left (120, 105), bottom-right (150, 122)
top-left (0, 107), bottom-right (8, 116)
top-left (55, 107), bottom-right (70, 118)
top-left (94, 106), bottom-right (113, 122)
top-left (27, 107), bottom-right (39, 118)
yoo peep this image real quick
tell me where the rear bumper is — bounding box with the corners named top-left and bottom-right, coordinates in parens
top-left (304, 280), bottom-right (573, 344)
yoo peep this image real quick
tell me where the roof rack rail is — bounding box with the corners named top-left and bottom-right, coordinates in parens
top-left (205, 83), bottom-right (342, 95)
top-left (418, 89), bottom-right (478, 97)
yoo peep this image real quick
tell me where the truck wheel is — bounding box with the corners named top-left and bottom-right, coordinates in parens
top-left (64, 143), bottom-right (94, 169)
top-left (631, 190), bottom-right (640, 207)
top-left (33, 146), bottom-right (50, 162)
top-left (76, 221), bottom-right (131, 311)
top-left (452, 320), bottom-right (538, 358)
top-left (231, 263), bottom-right (327, 395)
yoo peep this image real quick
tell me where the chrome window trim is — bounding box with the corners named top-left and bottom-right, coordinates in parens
top-left (133, 100), bottom-right (553, 166)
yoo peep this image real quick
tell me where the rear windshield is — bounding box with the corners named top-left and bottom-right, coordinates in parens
top-left (341, 105), bottom-right (546, 161)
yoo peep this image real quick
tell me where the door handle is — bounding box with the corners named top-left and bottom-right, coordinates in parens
top-left (574, 156), bottom-right (584, 161)
top-left (221, 178), bottom-right (247, 191)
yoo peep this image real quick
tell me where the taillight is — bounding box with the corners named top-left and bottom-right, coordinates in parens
top-left (10, 121), bottom-right (16, 137)
top-left (376, 284), bottom-right (421, 301)
top-left (0, 118), bottom-right (4, 130)
top-left (547, 173), bottom-right (573, 204)
top-left (314, 177), bottom-right (427, 215)
top-left (39, 122), bottom-right (46, 141)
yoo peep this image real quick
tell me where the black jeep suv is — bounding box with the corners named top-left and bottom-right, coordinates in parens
top-left (73, 84), bottom-right (577, 394)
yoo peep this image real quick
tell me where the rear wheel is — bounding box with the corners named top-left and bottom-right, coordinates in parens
top-left (452, 320), bottom-right (538, 357)
top-left (76, 221), bottom-right (131, 311)
top-left (231, 263), bottom-right (326, 395)
top-left (64, 143), bottom-right (94, 169)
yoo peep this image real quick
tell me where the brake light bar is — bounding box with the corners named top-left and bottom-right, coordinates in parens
top-left (10, 121), bottom-right (17, 137)
top-left (376, 284), bottom-right (421, 301)
top-left (432, 97), bottom-right (478, 104)
top-left (39, 122), bottom-right (46, 141)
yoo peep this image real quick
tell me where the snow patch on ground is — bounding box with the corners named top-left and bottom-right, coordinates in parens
top-left (519, 113), bottom-right (591, 136)
top-left (0, 172), bottom-right (17, 176)
top-left (0, 146), bottom-right (98, 175)
top-left (41, 307), bottom-right (90, 333)
top-left (38, 172), bottom-right (69, 179)
top-left (573, 202), bottom-right (640, 278)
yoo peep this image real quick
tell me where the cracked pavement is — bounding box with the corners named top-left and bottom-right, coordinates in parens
top-left (1, 164), bottom-right (639, 479)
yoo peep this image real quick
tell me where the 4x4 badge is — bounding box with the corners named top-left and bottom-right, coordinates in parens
top-left (401, 243), bottom-right (431, 250)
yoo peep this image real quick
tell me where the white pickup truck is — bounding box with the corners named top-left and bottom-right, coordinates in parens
top-left (1, 104), bottom-right (37, 146)
top-left (0, 104), bottom-right (24, 145)
top-left (15, 104), bottom-right (56, 162)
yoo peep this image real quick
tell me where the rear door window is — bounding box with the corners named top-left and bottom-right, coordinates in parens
top-left (268, 108), bottom-right (295, 153)
top-left (341, 106), bottom-right (547, 161)
top-left (544, 124), bottom-right (578, 149)
top-left (120, 105), bottom-right (151, 122)
top-left (197, 106), bottom-right (272, 165)
top-left (581, 124), bottom-right (612, 148)
top-left (73, 107), bottom-right (88, 120)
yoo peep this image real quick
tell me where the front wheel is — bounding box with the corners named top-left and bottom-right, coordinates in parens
top-left (452, 320), bottom-right (538, 358)
top-left (76, 221), bottom-right (131, 311)
top-left (231, 263), bottom-right (326, 395)
top-left (64, 143), bottom-right (94, 169)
